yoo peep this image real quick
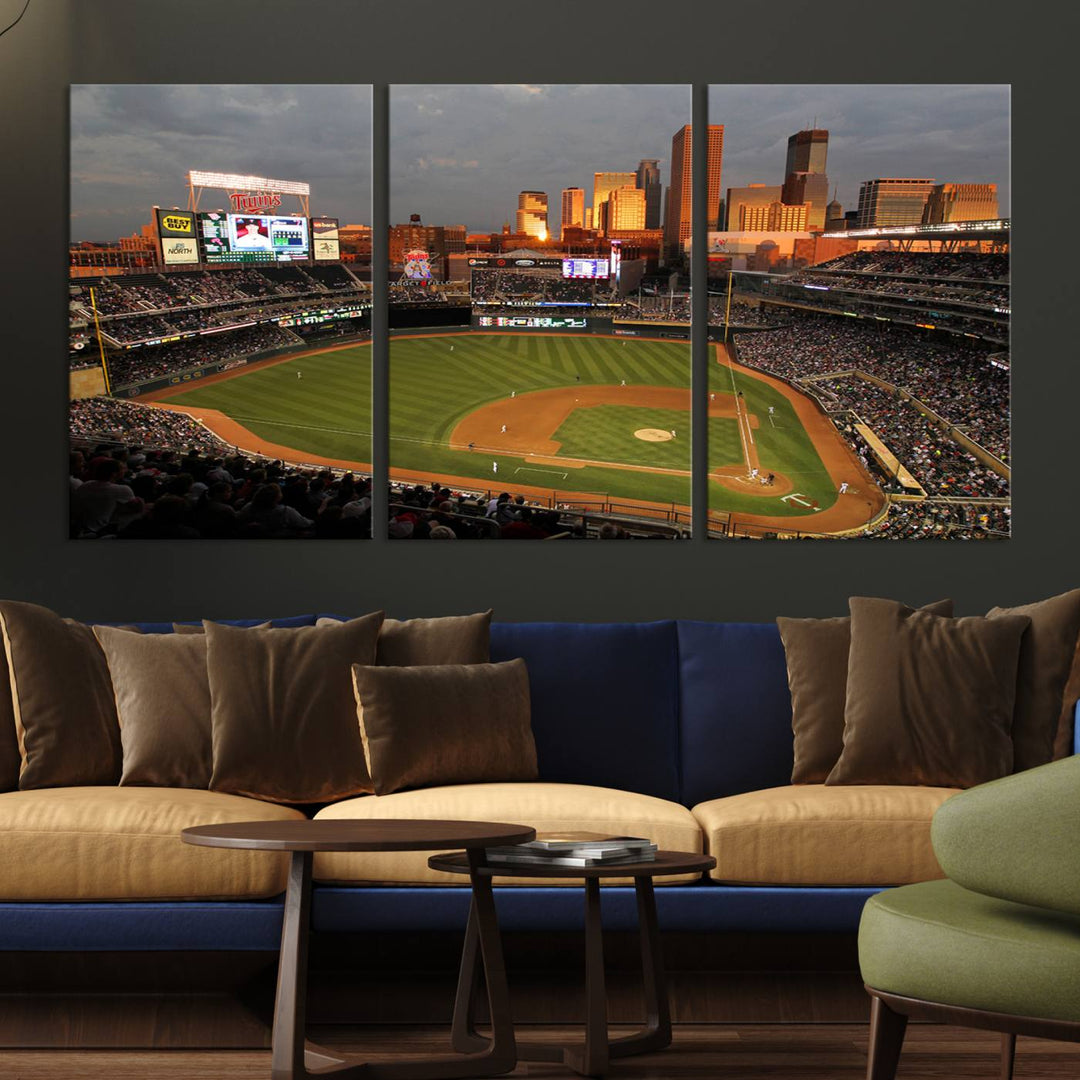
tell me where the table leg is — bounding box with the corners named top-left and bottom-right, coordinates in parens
top-left (609, 876), bottom-right (671, 1057)
top-left (272, 849), bottom-right (515, 1080)
top-left (272, 850), bottom-right (319, 1080)
top-left (563, 877), bottom-right (609, 1077)
top-left (449, 898), bottom-right (487, 1054)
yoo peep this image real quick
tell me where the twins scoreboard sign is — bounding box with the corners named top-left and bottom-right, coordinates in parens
top-left (155, 209), bottom-right (199, 265)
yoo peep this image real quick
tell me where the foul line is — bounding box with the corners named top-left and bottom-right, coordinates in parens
top-left (515, 466), bottom-right (569, 479)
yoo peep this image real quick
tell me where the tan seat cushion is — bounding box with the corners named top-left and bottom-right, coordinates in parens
top-left (0, 787), bottom-right (305, 900)
top-left (313, 782), bottom-right (703, 886)
top-left (693, 785), bottom-right (959, 886)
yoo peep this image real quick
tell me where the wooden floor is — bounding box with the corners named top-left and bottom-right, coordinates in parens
top-left (3, 1024), bottom-right (1080, 1079)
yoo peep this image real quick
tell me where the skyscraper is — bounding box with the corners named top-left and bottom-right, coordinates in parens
top-left (663, 124), bottom-right (724, 257)
top-left (515, 191), bottom-right (548, 240)
top-left (561, 187), bottom-right (585, 233)
top-left (785, 129), bottom-right (828, 178)
top-left (635, 159), bottom-right (662, 229)
top-left (607, 185), bottom-right (647, 231)
top-left (856, 179), bottom-right (936, 227)
top-left (783, 129), bottom-right (829, 230)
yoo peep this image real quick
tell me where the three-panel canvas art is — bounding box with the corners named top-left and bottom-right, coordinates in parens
top-left (68, 84), bottom-right (1010, 541)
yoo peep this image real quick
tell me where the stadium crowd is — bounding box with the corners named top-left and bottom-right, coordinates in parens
top-left (69, 399), bottom-right (373, 540)
top-left (102, 324), bottom-right (300, 386)
top-left (816, 251), bottom-right (1010, 282)
top-left (734, 316), bottom-right (1010, 464)
top-left (817, 375), bottom-right (1009, 499)
top-left (863, 499), bottom-right (1010, 540)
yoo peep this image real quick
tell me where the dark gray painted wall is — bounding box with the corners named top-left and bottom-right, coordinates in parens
top-left (0, 0), bottom-right (1072, 622)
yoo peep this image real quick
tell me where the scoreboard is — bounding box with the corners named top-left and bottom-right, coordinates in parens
top-left (477, 316), bottom-right (588, 329)
top-left (561, 258), bottom-right (609, 279)
top-left (197, 212), bottom-right (310, 263)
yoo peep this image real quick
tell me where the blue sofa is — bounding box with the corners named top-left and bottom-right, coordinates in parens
top-left (3, 616), bottom-right (1074, 954)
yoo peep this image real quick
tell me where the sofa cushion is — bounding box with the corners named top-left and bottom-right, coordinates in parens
top-left (92, 625), bottom-right (212, 788)
top-left (312, 782), bottom-right (702, 886)
top-left (677, 621), bottom-right (794, 806)
top-left (0, 600), bottom-right (122, 788)
top-left (987, 589), bottom-right (1080, 772)
top-left (206, 614), bottom-right (384, 804)
top-left (352, 659), bottom-right (536, 795)
top-left (692, 784), bottom-right (958, 886)
top-left (0, 787), bottom-right (305, 900)
top-left (859, 879), bottom-right (1080, 1022)
top-left (828, 599), bottom-right (1027, 788)
top-left (489, 621), bottom-right (679, 801)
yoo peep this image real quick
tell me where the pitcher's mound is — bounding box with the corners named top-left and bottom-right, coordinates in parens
top-left (635, 428), bottom-right (674, 442)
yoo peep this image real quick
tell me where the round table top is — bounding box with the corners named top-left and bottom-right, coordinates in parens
top-left (181, 819), bottom-right (536, 853)
top-left (428, 849), bottom-right (715, 879)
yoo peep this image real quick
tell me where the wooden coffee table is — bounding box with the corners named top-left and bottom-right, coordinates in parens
top-left (429, 848), bottom-right (716, 1078)
top-left (183, 819), bottom-right (535, 1080)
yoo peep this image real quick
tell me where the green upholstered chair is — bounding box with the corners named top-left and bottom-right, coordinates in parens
top-left (859, 755), bottom-right (1080, 1080)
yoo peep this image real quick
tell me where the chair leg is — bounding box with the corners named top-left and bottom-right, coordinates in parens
top-left (867, 995), bottom-right (908, 1080)
top-left (1001, 1032), bottom-right (1017, 1080)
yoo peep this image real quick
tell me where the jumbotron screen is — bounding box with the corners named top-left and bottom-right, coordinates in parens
top-left (197, 212), bottom-right (310, 263)
top-left (562, 258), bottom-right (609, 279)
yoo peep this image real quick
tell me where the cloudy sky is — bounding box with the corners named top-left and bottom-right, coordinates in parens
top-left (391, 85), bottom-right (690, 232)
top-left (70, 83), bottom-right (1009, 241)
top-left (70, 85), bottom-right (372, 241)
top-left (712, 84), bottom-right (1010, 216)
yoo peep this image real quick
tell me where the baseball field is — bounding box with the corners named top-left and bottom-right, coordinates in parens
top-left (142, 332), bottom-right (883, 532)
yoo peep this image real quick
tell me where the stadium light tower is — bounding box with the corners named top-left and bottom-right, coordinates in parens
top-left (187, 171), bottom-right (311, 216)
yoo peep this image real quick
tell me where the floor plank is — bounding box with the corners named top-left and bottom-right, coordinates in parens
top-left (1, 1024), bottom-right (1079, 1079)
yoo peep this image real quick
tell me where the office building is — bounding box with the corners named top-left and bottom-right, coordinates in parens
top-left (785, 129), bottom-right (828, 177)
top-left (726, 184), bottom-right (781, 231)
top-left (560, 187), bottom-right (585, 234)
top-left (923, 183), bottom-right (1000, 223)
top-left (856, 178), bottom-right (936, 227)
top-left (635, 159), bottom-right (662, 229)
top-left (664, 123), bottom-right (724, 257)
top-left (607, 185), bottom-right (647, 231)
top-left (515, 191), bottom-right (549, 240)
top-left (739, 201), bottom-right (808, 232)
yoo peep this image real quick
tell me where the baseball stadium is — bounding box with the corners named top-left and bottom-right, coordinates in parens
top-left (68, 172), bottom-right (1009, 540)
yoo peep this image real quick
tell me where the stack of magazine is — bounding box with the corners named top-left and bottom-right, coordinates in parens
top-left (484, 832), bottom-right (657, 868)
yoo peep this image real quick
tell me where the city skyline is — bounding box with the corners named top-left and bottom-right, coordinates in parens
top-left (70, 84), bottom-right (373, 241)
top-left (391, 85), bottom-right (690, 233)
top-left (711, 84), bottom-right (1010, 217)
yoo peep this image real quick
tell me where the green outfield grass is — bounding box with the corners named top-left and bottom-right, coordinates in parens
top-left (159, 345), bottom-right (373, 462)
top-left (154, 334), bottom-right (841, 514)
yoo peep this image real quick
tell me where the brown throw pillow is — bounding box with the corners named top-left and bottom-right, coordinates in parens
top-left (173, 621), bottom-right (271, 634)
top-left (827, 598), bottom-right (1030, 788)
top-left (317, 611), bottom-right (492, 666)
top-left (1057, 640), bottom-right (1080, 760)
top-left (0, 601), bottom-right (121, 788)
top-left (778, 599), bottom-right (954, 784)
top-left (92, 626), bottom-right (212, 788)
top-left (987, 590), bottom-right (1080, 772)
top-left (351, 659), bottom-right (536, 795)
top-left (207, 613), bottom-right (384, 803)
top-left (0, 647), bottom-right (19, 793)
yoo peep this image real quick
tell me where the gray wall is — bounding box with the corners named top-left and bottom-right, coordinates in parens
top-left (0, 0), bottom-right (1071, 622)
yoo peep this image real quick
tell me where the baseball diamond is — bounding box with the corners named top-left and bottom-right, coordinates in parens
top-left (142, 331), bottom-right (881, 533)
